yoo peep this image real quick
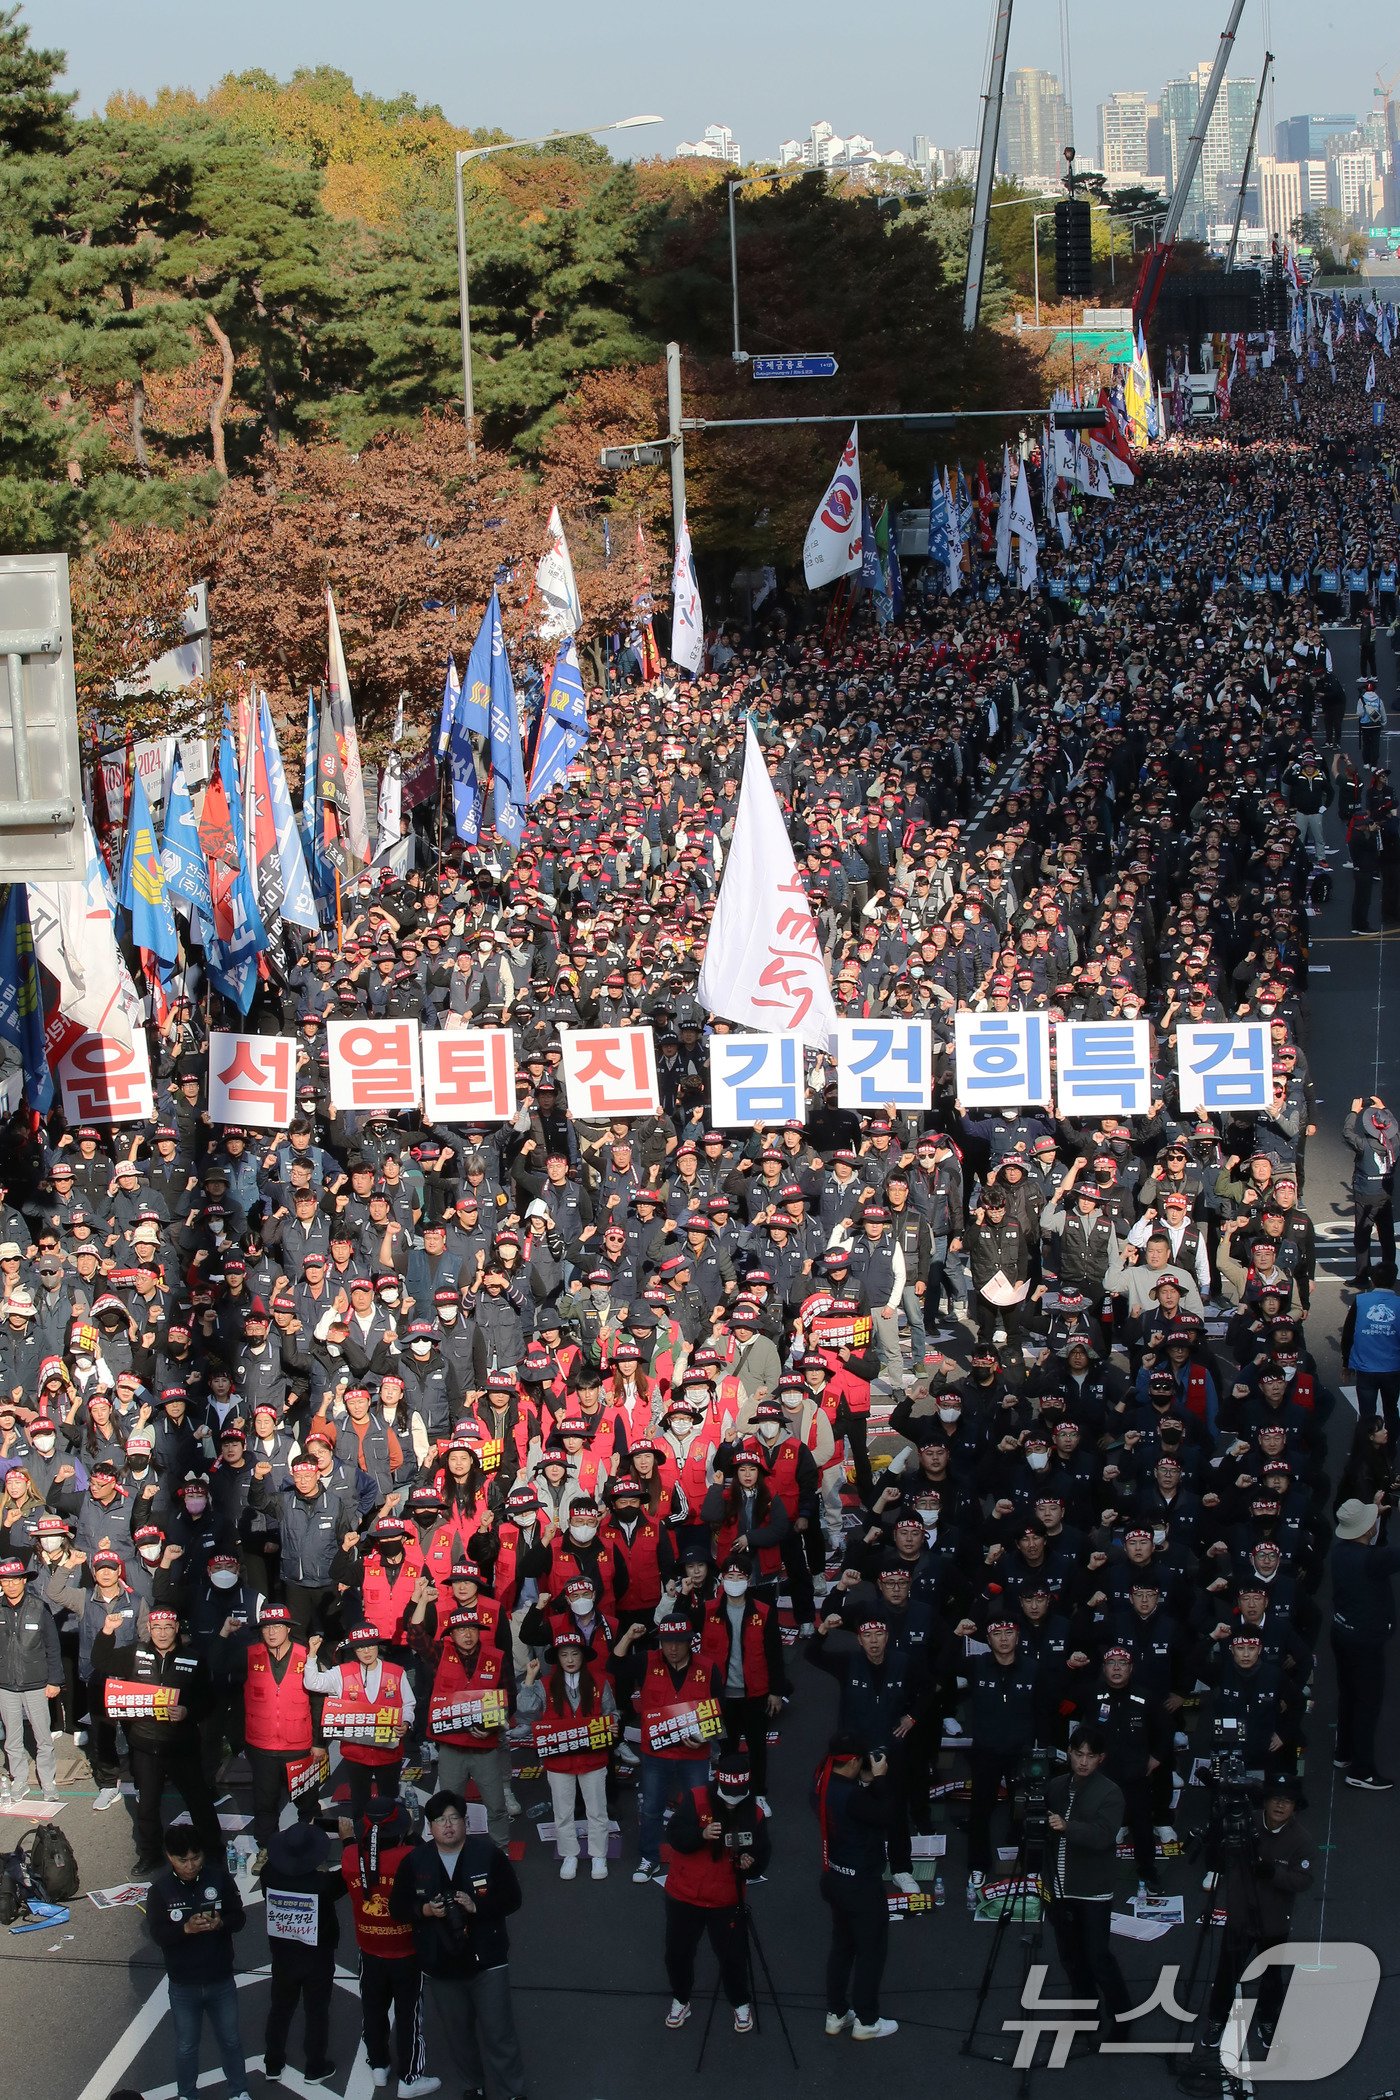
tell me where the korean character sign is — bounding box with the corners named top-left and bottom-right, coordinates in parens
top-left (1053, 1020), bottom-right (1152, 1118)
top-left (835, 1019), bottom-right (931, 1111)
top-left (58, 1030), bottom-right (155, 1125)
top-left (1176, 1024), bottom-right (1272, 1114)
top-left (327, 1018), bottom-right (422, 1113)
top-left (208, 1032), bottom-right (297, 1129)
top-left (559, 1027), bottom-right (660, 1120)
top-left (421, 1029), bottom-right (517, 1123)
top-left (710, 1033), bottom-right (803, 1128)
top-left (953, 1012), bottom-right (1052, 1108)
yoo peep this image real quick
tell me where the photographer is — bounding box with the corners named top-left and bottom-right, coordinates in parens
top-left (389, 1789), bottom-right (526, 2100)
top-left (811, 1732), bottom-right (898, 2041)
top-left (146, 1822), bottom-right (248, 2100)
top-left (1205, 1773), bottom-right (1314, 2053)
top-left (1331, 1496), bottom-right (1400, 1790)
top-left (660, 1747), bottom-right (771, 2034)
top-left (1045, 1727), bottom-right (1131, 2032)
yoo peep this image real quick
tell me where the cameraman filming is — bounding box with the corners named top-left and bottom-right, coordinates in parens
top-left (1045, 1726), bottom-right (1131, 2033)
top-left (1204, 1772), bottom-right (1313, 2054)
top-left (660, 1747), bottom-right (771, 2034)
top-left (811, 1732), bottom-right (899, 2042)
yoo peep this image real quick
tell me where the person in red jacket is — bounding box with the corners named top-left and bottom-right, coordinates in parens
top-left (661, 1748), bottom-right (771, 2033)
top-left (420, 1609), bottom-right (516, 1844)
top-left (304, 1623), bottom-right (414, 1819)
top-left (620, 1614), bottom-right (725, 1881)
top-left (697, 1552), bottom-right (784, 1807)
top-left (229, 1604), bottom-right (315, 1850)
top-left (516, 1632), bottom-right (619, 1881)
top-left (338, 1797), bottom-right (441, 2097)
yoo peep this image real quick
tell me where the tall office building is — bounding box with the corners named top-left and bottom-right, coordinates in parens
top-left (1098, 91), bottom-right (1153, 177)
top-left (998, 68), bottom-right (1073, 184)
top-left (1274, 113), bottom-right (1357, 162)
top-left (1255, 155), bottom-right (1303, 244)
top-left (1160, 65), bottom-right (1257, 237)
top-left (1327, 148), bottom-right (1378, 222)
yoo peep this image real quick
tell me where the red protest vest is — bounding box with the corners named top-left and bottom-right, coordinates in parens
top-left (333, 1659), bottom-right (406, 1768)
top-left (663, 1786), bottom-right (748, 1908)
top-left (427, 1640), bottom-right (508, 1750)
top-left (243, 1642), bottom-right (313, 1755)
top-left (342, 1838), bottom-right (416, 1958)
top-left (764, 1437), bottom-right (804, 1519)
top-left (532, 1662), bottom-right (613, 1775)
top-left (712, 1497), bottom-right (782, 1580)
top-left (361, 1558), bottom-right (423, 1646)
top-left (602, 1512), bottom-right (664, 1611)
top-left (548, 1539), bottom-right (619, 1610)
top-left (698, 1595), bottom-right (773, 1698)
top-left (639, 1649), bottom-right (716, 1761)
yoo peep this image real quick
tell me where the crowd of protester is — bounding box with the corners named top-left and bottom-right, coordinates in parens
top-left (0, 307), bottom-right (1397, 2091)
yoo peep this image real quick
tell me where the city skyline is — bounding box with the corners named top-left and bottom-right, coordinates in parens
top-left (21, 0), bottom-right (1398, 171)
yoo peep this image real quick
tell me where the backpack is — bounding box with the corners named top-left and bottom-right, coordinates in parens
top-left (5, 1824), bottom-right (80, 1908)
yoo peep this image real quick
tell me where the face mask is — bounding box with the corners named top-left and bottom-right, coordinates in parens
top-left (568, 1596), bottom-right (593, 1618)
top-left (920, 1514), bottom-right (939, 1536)
top-left (74, 1355), bottom-right (93, 1373)
top-left (937, 1406), bottom-right (960, 1425)
top-left (569, 1523), bottom-right (599, 1544)
top-left (1027, 1452), bottom-right (1049, 1472)
top-left (410, 1341), bottom-right (432, 1358)
top-left (716, 1786), bottom-right (745, 1805)
top-left (184, 1494), bottom-right (208, 1516)
top-left (757, 1422), bottom-right (780, 1441)
top-left (139, 1543), bottom-right (162, 1565)
top-left (438, 1305), bottom-right (458, 1325)
top-left (40, 1543), bottom-right (64, 1562)
top-left (31, 1433), bottom-right (55, 1454)
top-left (209, 1568), bottom-right (239, 1591)
top-left (722, 1575), bottom-right (748, 1598)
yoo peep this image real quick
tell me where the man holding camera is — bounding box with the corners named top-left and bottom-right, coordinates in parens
top-left (1045, 1726), bottom-right (1132, 2033)
top-left (1205, 1773), bottom-right (1313, 2053)
top-left (812, 1732), bottom-right (899, 2041)
top-left (390, 1790), bottom-right (527, 2100)
top-left (146, 1822), bottom-right (250, 2100)
top-left (660, 1746), bottom-right (771, 2033)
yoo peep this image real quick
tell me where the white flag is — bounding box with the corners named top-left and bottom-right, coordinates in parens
top-left (994, 446), bottom-right (1013, 578)
top-left (1010, 456), bottom-right (1037, 590)
top-left (1366, 354), bottom-right (1377, 394)
top-left (942, 468), bottom-right (961, 592)
top-left (535, 504), bottom-right (581, 640)
top-left (29, 810), bottom-right (133, 1055)
top-left (377, 693), bottom-right (404, 856)
top-left (697, 722), bottom-right (838, 1050)
top-left (670, 511), bottom-right (704, 675)
top-left (326, 585), bottom-right (371, 862)
top-left (803, 426), bottom-right (863, 589)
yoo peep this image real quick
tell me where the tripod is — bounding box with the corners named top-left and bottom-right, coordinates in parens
top-left (1173, 1799), bottom-right (1270, 2097)
top-left (695, 1890), bottom-right (799, 2071)
top-left (960, 1821), bottom-right (1050, 2098)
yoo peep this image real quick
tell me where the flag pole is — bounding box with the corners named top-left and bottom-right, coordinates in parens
top-left (334, 870), bottom-right (343, 954)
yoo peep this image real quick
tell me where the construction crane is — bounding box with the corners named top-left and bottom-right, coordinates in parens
top-left (1226, 50), bottom-right (1272, 271)
top-left (1132, 0), bottom-right (1250, 329)
top-left (963, 0), bottom-right (1015, 332)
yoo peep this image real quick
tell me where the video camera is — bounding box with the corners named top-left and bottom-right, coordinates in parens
top-left (1199, 1717), bottom-right (1258, 1868)
top-left (1013, 1744), bottom-right (1053, 1857)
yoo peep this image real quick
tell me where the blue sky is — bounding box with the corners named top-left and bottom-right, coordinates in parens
top-left (21, 0), bottom-right (1396, 162)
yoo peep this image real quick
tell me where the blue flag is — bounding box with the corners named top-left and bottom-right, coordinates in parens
top-left (259, 694), bottom-right (319, 932)
top-left (860, 504), bottom-right (882, 594)
top-left (927, 477), bottom-right (949, 585)
top-left (205, 728), bottom-right (267, 1014)
top-left (160, 753), bottom-right (215, 947)
top-left (118, 771), bottom-right (179, 964)
top-left (447, 679), bottom-right (486, 845)
top-left (459, 595), bottom-right (497, 738)
top-left (436, 654), bottom-right (462, 761)
top-left (0, 884), bottom-right (53, 1111)
top-left (300, 693), bottom-right (320, 867)
top-left (487, 600), bottom-right (526, 847)
top-left (527, 639), bottom-right (589, 804)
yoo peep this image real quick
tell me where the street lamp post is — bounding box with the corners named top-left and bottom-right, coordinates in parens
top-left (454, 114), bottom-right (663, 458)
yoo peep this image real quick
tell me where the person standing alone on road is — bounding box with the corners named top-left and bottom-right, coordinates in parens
top-left (1330, 1498), bottom-right (1400, 1791)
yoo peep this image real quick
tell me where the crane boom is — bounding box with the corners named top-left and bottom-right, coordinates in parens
top-left (963, 0), bottom-right (1015, 333)
top-left (1226, 50), bottom-right (1272, 271)
top-left (1134, 0), bottom-right (1250, 327)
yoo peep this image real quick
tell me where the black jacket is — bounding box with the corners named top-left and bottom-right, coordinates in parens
top-left (0, 1586), bottom-right (61, 1692)
top-left (1046, 1767), bottom-right (1124, 1899)
top-left (147, 1860), bottom-right (246, 1982)
top-left (390, 1834), bottom-right (522, 1977)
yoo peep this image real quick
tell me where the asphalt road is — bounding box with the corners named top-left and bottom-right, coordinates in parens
top-left (17, 634), bottom-right (1400, 2100)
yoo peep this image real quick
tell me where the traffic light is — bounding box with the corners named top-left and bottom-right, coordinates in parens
top-left (1053, 198), bottom-right (1093, 300)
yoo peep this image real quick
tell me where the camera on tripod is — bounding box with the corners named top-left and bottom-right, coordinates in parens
top-left (1200, 1718), bottom-right (1258, 1869)
top-left (1013, 1744), bottom-right (1053, 1856)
